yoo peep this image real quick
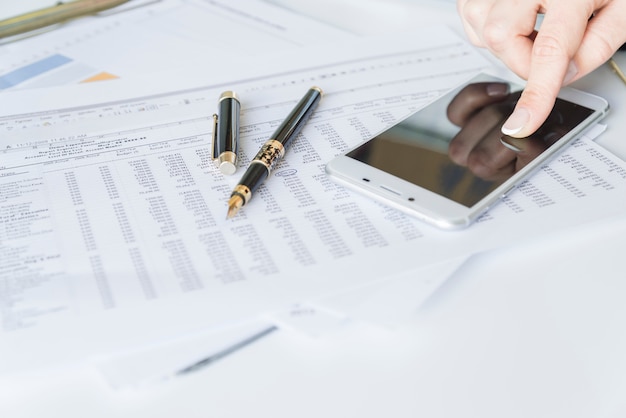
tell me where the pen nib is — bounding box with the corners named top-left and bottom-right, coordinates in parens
top-left (226, 195), bottom-right (244, 219)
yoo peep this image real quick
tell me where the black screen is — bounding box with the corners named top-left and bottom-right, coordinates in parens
top-left (347, 82), bottom-right (593, 207)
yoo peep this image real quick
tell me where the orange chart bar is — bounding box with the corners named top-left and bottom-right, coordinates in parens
top-left (81, 71), bottom-right (119, 83)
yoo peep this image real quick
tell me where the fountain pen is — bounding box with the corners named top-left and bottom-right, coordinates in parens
top-left (226, 86), bottom-right (323, 219)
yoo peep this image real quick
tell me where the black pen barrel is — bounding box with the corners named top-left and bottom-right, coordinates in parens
top-left (272, 86), bottom-right (323, 146)
top-left (213, 91), bottom-right (240, 175)
top-left (216, 92), bottom-right (240, 156)
top-left (237, 162), bottom-right (269, 195)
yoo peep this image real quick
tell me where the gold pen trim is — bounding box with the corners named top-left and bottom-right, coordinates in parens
top-left (210, 113), bottom-right (219, 160)
top-left (218, 151), bottom-right (238, 175)
top-left (252, 139), bottom-right (285, 174)
top-left (219, 91), bottom-right (239, 102)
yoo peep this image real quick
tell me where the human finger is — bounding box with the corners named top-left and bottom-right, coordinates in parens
top-left (501, 109), bottom-right (569, 170)
top-left (573, 3), bottom-right (626, 79)
top-left (457, 0), bottom-right (493, 46)
top-left (501, 2), bottom-right (590, 137)
top-left (477, 0), bottom-right (541, 79)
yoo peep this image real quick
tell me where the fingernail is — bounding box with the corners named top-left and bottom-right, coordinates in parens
top-left (486, 82), bottom-right (510, 97)
top-left (563, 61), bottom-right (578, 85)
top-left (501, 107), bottom-right (530, 136)
top-left (500, 135), bottom-right (522, 152)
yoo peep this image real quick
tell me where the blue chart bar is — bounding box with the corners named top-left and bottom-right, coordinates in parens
top-left (0, 54), bottom-right (72, 90)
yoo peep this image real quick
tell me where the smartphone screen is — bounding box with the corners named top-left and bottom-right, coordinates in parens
top-left (346, 83), bottom-right (594, 207)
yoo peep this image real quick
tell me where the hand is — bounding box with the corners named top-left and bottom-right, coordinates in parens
top-left (457, 0), bottom-right (626, 137)
top-left (447, 82), bottom-right (562, 181)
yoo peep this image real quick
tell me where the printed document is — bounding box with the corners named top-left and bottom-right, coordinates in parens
top-left (0, 0), bottom-right (354, 90)
top-left (1, 26), bottom-right (626, 374)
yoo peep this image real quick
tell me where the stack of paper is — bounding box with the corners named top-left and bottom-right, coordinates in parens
top-left (2, 0), bottom-right (626, 389)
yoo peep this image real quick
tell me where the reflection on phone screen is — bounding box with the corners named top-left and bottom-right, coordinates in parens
top-left (346, 82), bottom-right (593, 207)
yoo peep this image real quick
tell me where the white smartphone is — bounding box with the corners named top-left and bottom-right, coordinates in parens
top-left (325, 73), bottom-right (609, 230)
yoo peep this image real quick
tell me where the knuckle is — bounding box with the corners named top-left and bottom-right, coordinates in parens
top-left (462, 1), bottom-right (486, 27)
top-left (586, 29), bottom-right (618, 62)
top-left (519, 88), bottom-right (550, 108)
top-left (482, 22), bottom-right (508, 50)
top-left (532, 33), bottom-right (568, 59)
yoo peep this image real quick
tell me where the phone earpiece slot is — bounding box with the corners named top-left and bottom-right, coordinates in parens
top-left (380, 185), bottom-right (401, 195)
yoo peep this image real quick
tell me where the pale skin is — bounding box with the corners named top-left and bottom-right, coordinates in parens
top-left (456, 0), bottom-right (626, 137)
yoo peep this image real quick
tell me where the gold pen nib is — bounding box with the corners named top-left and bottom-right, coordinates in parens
top-left (226, 195), bottom-right (244, 219)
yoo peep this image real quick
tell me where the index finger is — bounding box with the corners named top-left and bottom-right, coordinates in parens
top-left (502, 3), bottom-right (590, 137)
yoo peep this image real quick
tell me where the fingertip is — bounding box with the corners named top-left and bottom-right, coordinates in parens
top-left (501, 106), bottom-right (530, 137)
top-left (501, 83), bottom-right (559, 137)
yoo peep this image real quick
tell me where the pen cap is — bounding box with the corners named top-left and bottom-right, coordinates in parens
top-left (215, 91), bottom-right (241, 175)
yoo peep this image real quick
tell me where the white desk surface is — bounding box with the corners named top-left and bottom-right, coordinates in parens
top-left (2, 1), bottom-right (626, 417)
